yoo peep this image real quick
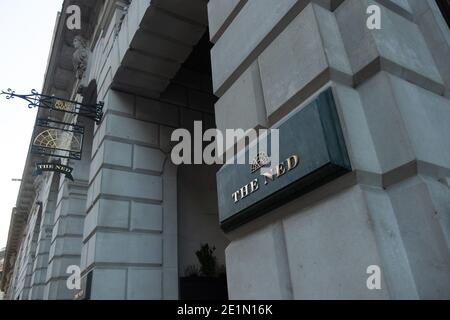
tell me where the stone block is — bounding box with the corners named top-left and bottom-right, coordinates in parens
top-left (215, 61), bottom-right (268, 132)
top-left (36, 239), bottom-right (51, 255)
top-left (175, 68), bottom-right (213, 93)
top-left (259, 4), bottom-right (352, 117)
top-left (358, 72), bottom-right (450, 173)
top-left (388, 74), bottom-right (450, 170)
top-left (84, 199), bottom-right (130, 239)
top-left (92, 117), bottom-right (107, 154)
top-left (163, 267), bottom-right (179, 299)
top-left (114, 67), bottom-right (170, 95)
top-left (336, 0), bottom-right (443, 92)
top-left (80, 243), bottom-right (88, 271)
top-left (29, 285), bottom-right (44, 300)
top-left (89, 140), bottom-right (133, 181)
top-left (131, 31), bottom-right (193, 63)
top-left (160, 84), bottom-right (189, 106)
top-left (188, 90), bottom-right (216, 112)
top-left (32, 269), bottom-right (47, 286)
top-left (44, 279), bottom-right (76, 300)
top-left (86, 173), bottom-right (102, 210)
top-left (421, 176), bottom-right (450, 253)
top-left (211, 0), bottom-right (301, 95)
top-left (103, 140), bottom-right (133, 169)
top-left (141, 6), bottom-right (206, 46)
top-left (225, 224), bottom-right (289, 299)
top-left (90, 268), bottom-right (127, 300)
top-left (130, 202), bottom-right (163, 232)
top-left (211, 0), bottom-right (344, 96)
top-left (52, 216), bottom-right (84, 239)
top-left (387, 176), bottom-right (450, 298)
top-left (136, 97), bottom-right (179, 127)
top-left (34, 254), bottom-right (50, 270)
top-left (153, 0), bottom-right (208, 26)
top-left (357, 72), bottom-right (416, 173)
top-left (180, 108), bottom-right (203, 132)
top-left (46, 256), bottom-right (80, 280)
top-left (92, 231), bottom-right (163, 265)
top-left (105, 89), bottom-right (135, 116)
top-left (282, 186), bottom-right (388, 299)
top-left (208, 0), bottom-right (244, 42)
top-left (54, 197), bottom-right (87, 223)
top-left (122, 50), bottom-right (180, 80)
top-left (331, 84), bottom-right (382, 174)
top-left (415, 7), bottom-right (450, 98)
top-left (361, 185), bottom-right (419, 299)
top-left (127, 268), bottom-right (162, 300)
top-left (49, 237), bottom-right (82, 258)
top-left (105, 113), bottom-right (159, 146)
top-left (382, 0), bottom-right (413, 13)
top-left (160, 126), bottom-right (177, 154)
top-left (100, 168), bottom-right (163, 201)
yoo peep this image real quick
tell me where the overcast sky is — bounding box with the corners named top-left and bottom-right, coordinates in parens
top-left (0, 0), bottom-right (63, 249)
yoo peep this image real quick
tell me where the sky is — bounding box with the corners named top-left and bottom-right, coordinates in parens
top-left (0, 0), bottom-right (64, 249)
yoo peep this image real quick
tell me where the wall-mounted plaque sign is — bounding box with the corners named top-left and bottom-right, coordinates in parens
top-left (217, 88), bottom-right (351, 232)
top-left (34, 162), bottom-right (74, 181)
top-left (31, 118), bottom-right (84, 160)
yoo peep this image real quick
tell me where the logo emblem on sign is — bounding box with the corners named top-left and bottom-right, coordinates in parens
top-left (250, 152), bottom-right (271, 174)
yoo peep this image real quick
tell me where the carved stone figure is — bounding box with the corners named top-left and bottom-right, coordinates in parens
top-left (72, 36), bottom-right (89, 80)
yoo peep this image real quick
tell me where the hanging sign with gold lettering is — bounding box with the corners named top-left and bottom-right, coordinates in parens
top-left (34, 162), bottom-right (74, 181)
top-left (31, 118), bottom-right (84, 160)
top-left (0, 88), bottom-right (103, 124)
top-left (217, 88), bottom-right (352, 232)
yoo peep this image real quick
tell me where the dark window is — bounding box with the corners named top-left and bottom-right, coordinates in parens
top-left (436, 0), bottom-right (450, 29)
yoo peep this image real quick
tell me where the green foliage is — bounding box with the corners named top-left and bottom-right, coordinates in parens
top-left (195, 244), bottom-right (217, 277)
top-left (184, 265), bottom-right (200, 277)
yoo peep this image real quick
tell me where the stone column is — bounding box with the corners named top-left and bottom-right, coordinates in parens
top-left (209, 0), bottom-right (450, 299)
top-left (80, 89), bottom-right (179, 300)
top-left (43, 122), bottom-right (93, 300)
top-left (29, 177), bottom-right (58, 300)
top-left (43, 179), bottom-right (87, 299)
top-left (12, 204), bottom-right (40, 300)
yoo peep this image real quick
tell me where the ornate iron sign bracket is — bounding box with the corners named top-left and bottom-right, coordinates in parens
top-left (1, 88), bottom-right (103, 124)
top-left (31, 118), bottom-right (85, 160)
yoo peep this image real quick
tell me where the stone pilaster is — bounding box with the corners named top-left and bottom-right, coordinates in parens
top-left (80, 88), bottom-right (180, 300)
top-left (209, 0), bottom-right (450, 299)
top-left (43, 122), bottom-right (93, 300)
top-left (29, 179), bottom-right (58, 300)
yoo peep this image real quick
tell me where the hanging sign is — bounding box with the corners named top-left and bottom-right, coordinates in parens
top-left (0, 88), bottom-right (103, 124)
top-left (34, 162), bottom-right (74, 181)
top-left (31, 118), bottom-right (84, 160)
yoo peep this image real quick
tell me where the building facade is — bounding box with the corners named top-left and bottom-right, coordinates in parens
top-left (1, 0), bottom-right (450, 299)
top-left (0, 247), bottom-right (4, 300)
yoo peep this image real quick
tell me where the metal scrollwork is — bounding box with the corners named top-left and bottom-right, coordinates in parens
top-left (1, 88), bottom-right (103, 124)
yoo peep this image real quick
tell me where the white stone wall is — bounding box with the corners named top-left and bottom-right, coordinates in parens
top-left (28, 175), bottom-right (59, 300)
top-left (11, 203), bottom-right (41, 300)
top-left (7, 0), bottom-right (450, 300)
top-left (209, 0), bottom-right (450, 299)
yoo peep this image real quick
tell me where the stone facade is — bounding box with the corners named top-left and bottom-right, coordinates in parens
top-left (1, 0), bottom-right (450, 300)
top-left (0, 247), bottom-right (4, 299)
top-left (211, 0), bottom-right (450, 299)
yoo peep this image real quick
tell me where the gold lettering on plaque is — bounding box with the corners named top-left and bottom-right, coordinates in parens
top-left (232, 155), bottom-right (300, 204)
